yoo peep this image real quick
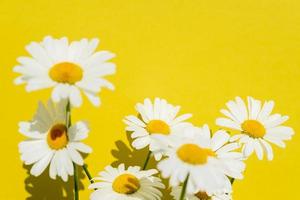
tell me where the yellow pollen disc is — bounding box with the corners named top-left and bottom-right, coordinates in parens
top-left (195, 191), bottom-right (211, 200)
top-left (112, 174), bottom-right (141, 194)
top-left (241, 120), bottom-right (266, 138)
top-left (177, 144), bottom-right (215, 165)
top-left (146, 120), bottom-right (170, 135)
top-left (49, 62), bottom-right (83, 84)
top-left (47, 124), bottom-right (68, 150)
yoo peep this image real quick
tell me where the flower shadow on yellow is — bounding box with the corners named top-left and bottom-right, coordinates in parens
top-left (111, 131), bottom-right (173, 200)
top-left (23, 163), bottom-right (85, 200)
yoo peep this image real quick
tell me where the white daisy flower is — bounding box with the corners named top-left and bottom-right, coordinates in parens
top-left (157, 125), bottom-right (245, 194)
top-left (88, 164), bottom-right (165, 200)
top-left (18, 99), bottom-right (92, 181)
top-left (13, 36), bottom-right (116, 107)
top-left (216, 96), bottom-right (294, 160)
top-left (124, 98), bottom-right (192, 160)
top-left (171, 186), bottom-right (232, 200)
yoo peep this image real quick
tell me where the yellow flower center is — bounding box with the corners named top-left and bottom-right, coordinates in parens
top-left (112, 174), bottom-right (141, 194)
top-left (47, 124), bottom-right (68, 150)
top-left (241, 120), bottom-right (266, 138)
top-left (49, 62), bottom-right (83, 84)
top-left (195, 191), bottom-right (211, 200)
top-left (177, 144), bottom-right (215, 165)
top-left (146, 120), bottom-right (170, 135)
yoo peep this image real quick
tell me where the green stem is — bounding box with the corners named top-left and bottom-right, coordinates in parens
top-left (180, 174), bottom-right (189, 200)
top-left (230, 178), bottom-right (235, 184)
top-left (66, 100), bottom-right (71, 127)
top-left (142, 151), bottom-right (151, 170)
top-left (73, 163), bottom-right (79, 200)
top-left (83, 164), bottom-right (95, 184)
top-left (66, 100), bottom-right (79, 200)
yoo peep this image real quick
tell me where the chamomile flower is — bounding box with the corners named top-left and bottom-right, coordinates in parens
top-left (89, 164), bottom-right (165, 200)
top-left (13, 36), bottom-right (116, 107)
top-left (216, 96), bottom-right (294, 160)
top-left (124, 98), bottom-right (192, 160)
top-left (18, 99), bottom-right (92, 181)
top-left (157, 125), bottom-right (245, 194)
top-left (171, 186), bottom-right (232, 200)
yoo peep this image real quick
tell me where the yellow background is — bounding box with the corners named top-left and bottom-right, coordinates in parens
top-left (0, 0), bottom-right (299, 199)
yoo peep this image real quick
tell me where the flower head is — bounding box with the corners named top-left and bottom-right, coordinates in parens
top-left (13, 36), bottom-right (116, 107)
top-left (89, 164), bottom-right (165, 200)
top-left (216, 96), bottom-right (294, 160)
top-left (18, 99), bottom-right (92, 181)
top-left (157, 124), bottom-right (245, 194)
top-left (124, 98), bottom-right (192, 160)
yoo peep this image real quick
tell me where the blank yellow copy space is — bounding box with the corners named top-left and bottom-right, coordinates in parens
top-left (0, 0), bottom-right (299, 199)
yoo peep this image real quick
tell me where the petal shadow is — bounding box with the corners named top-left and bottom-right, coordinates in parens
top-left (23, 162), bottom-right (85, 199)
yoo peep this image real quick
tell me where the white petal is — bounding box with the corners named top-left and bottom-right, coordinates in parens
top-left (18, 122), bottom-right (45, 139)
top-left (66, 146), bottom-right (84, 165)
top-left (125, 115), bottom-right (146, 127)
top-left (83, 91), bottom-right (100, 106)
top-left (25, 78), bottom-right (54, 92)
top-left (58, 149), bottom-right (74, 176)
top-left (153, 98), bottom-right (161, 119)
top-left (69, 86), bottom-right (82, 107)
top-left (84, 63), bottom-right (116, 77)
top-left (171, 114), bottom-right (192, 125)
top-left (132, 137), bottom-right (150, 149)
top-left (263, 135), bottom-right (286, 148)
top-left (266, 126), bottom-right (294, 140)
top-left (49, 156), bottom-right (57, 179)
top-left (51, 84), bottom-right (69, 102)
top-left (225, 100), bottom-right (243, 122)
top-left (242, 140), bottom-right (254, 157)
top-left (264, 115), bottom-right (289, 129)
top-left (25, 41), bottom-right (52, 67)
top-left (216, 118), bottom-right (241, 130)
top-left (211, 130), bottom-right (230, 151)
top-left (257, 100), bottom-right (274, 121)
top-left (200, 124), bottom-right (211, 139)
top-left (20, 141), bottom-right (50, 165)
top-left (136, 103), bottom-right (150, 123)
top-left (247, 96), bottom-right (261, 119)
top-left (30, 151), bottom-right (53, 177)
top-left (84, 51), bottom-right (116, 66)
top-left (235, 96), bottom-right (248, 121)
top-left (259, 139), bottom-right (273, 160)
top-left (68, 121), bottom-right (89, 141)
top-left (229, 134), bottom-right (244, 142)
top-left (217, 142), bottom-right (240, 154)
top-left (253, 139), bottom-right (264, 160)
top-left (69, 142), bottom-right (92, 153)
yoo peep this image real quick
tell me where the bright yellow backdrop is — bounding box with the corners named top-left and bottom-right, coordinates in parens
top-left (0, 0), bottom-right (299, 199)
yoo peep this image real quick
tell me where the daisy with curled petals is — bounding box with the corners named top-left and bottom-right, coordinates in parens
top-left (157, 124), bottom-right (245, 196)
top-left (13, 36), bottom-right (116, 107)
top-left (89, 164), bottom-right (165, 200)
top-left (18, 99), bottom-right (92, 181)
top-left (171, 186), bottom-right (232, 200)
top-left (124, 98), bottom-right (192, 161)
top-left (216, 96), bottom-right (294, 160)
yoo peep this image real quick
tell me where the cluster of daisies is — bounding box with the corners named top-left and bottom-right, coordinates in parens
top-left (121, 97), bottom-right (294, 200)
top-left (14, 36), bottom-right (294, 200)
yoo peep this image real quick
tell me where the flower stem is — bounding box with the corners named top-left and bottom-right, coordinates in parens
top-left (180, 174), bottom-right (189, 200)
top-left (66, 100), bottom-right (72, 127)
top-left (230, 178), bottom-right (235, 184)
top-left (83, 164), bottom-right (95, 184)
top-left (73, 163), bottom-right (79, 200)
top-left (66, 100), bottom-right (79, 200)
top-left (142, 151), bottom-right (151, 170)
